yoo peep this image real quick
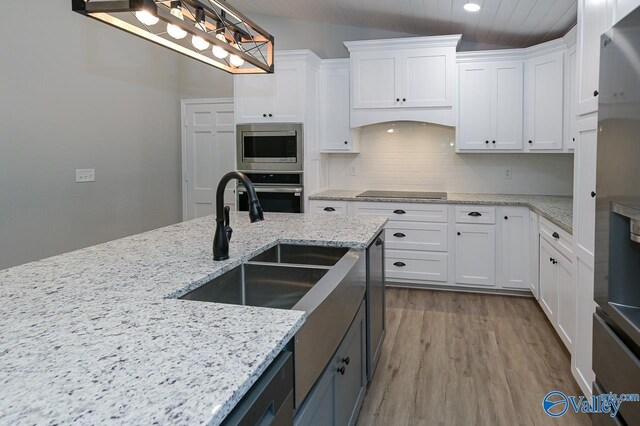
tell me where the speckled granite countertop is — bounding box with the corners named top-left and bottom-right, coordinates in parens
top-left (309, 190), bottom-right (573, 234)
top-left (0, 212), bottom-right (387, 425)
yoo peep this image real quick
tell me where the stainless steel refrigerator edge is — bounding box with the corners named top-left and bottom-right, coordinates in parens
top-left (593, 7), bottom-right (640, 425)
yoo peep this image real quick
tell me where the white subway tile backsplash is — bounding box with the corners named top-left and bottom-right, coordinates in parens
top-left (327, 122), bottom-right (573, 195)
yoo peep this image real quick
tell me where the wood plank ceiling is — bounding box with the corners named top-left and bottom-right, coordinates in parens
top-left (230, 0), bottom-right (577, 48)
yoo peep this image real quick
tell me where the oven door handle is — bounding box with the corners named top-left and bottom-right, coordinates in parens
top-left (238, 186), bottom-right (303, 194)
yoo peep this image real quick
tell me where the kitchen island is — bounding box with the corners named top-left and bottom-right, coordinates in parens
top-left (0, 213), bottom-right (387, 425)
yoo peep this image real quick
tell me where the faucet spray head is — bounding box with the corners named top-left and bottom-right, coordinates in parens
top-left (249, 200), bottom-right (264, 223)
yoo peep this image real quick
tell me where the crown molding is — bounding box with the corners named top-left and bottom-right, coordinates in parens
top-left (344, 34), bottom-right (462, 52)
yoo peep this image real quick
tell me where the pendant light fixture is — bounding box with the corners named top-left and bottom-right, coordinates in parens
top-left (72, 0), bottom-right (275, 74)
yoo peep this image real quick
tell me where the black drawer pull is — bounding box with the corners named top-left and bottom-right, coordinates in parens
top-left (342, 357), bottom-right (350, 365)
top-left (375, 238), bottom-right (383, 246)
top-left (337, 366), bottom-right (346, 375)
top-left (591, 191), bottom-right (596, 198)
top-left (468, 212), bottom-right (482, 217)
top-left (504, 216), bottom-right (508, 220)
top-left (323, 207), bottom-right (336, 212)
top-left (552, 259), bottom-right (558, 265)
top-left (457, 232), bottom-right (461, 236)
top-left (393, 209), bottom-right (406, 215)
top-left (393, 232), bottom-right (406, 238)
top-left (393, 262), bottom-right (406, 267)
top-left (552, 232), bottom-right (560, 239)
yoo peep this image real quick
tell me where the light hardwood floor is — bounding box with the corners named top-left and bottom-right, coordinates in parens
top-left (356, 288), bottom-right (591, 426)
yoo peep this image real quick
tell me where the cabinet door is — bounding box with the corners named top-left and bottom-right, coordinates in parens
top-left (572, 258), bottom-right (595, 395)
top-left (494, 61), bottom-right (524, 149)
top-left (274, 61), bottom-right (304, 122)
top-left (234, 73), bottom-right (275, 123)
top-left (454, 224), bottom-right (496, 286)
top-left (500, 207), bottom-right (530, 290)
top-left (539, 239), bottom-right (559, 323)
top-left (458, 63), bottom-right (493, 150)
top-left (557, 253), bottom-right (576, 352)
top-left (335, 302), bottom-right (366, 426)
top-left (351, 52), bottom-right (400, 109)
top-left (529, 212), bottom-right (540, 299)
top-left (577, 0), bottom-right (608, 116)
top-left (401, 48), bottom-right (452, 108)
top-left (566, 46), bottom-right (578, 150)
top-left (574, 118), bottom-right (598, 260)
top-left (526, 51), bottom-right (564, 150)
top-left (309, 200), bottom-right (349, 215)
top-left (320, 64), bottom-right (356, 151)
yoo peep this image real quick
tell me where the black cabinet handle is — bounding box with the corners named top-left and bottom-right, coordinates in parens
top-left (393, 262), bottom-right (406, 267)
top-left (402, 98), bottom-right (406, 102)
top-left (323, 207), bottom-right (336, 212)
top-left (268, 113), bottom-right (273, 117)
top-left (344, 141), bottom-right (348, 145)
top-left (504, 216), bottom-right (508, 220)
top-left (552, 232), bottom-right (560, 239)
top-left (393, 232), bottom-right (406, 238)
top-left (528, 140), bottom-right (533, 144)
top-left (485, 140), bottom-right (489, 144)
top-left (262, 114), bottom-right (267, 117)
top-left (550, 257), bottom-right (553, 262)
top-left (342, 357), bottom-right (350, 365)
top-left (393, 209), bottom-right (406, 215)
top-left (468, 212), bottom-right (482, 217)
top-left (375, 238), bottom-right (383, 246)
top-left (594, 90), bottom-right (599, 97)
top-left (457, 232), bottom-right (461, 236)
top-left (337, 366), bottom-right (346, 375)
top-left (396, 98), bottom-right (400, 102)
top-left (492, 140), bottom-right (496, 144)
top-left (552, 259), bottom-right (558, 265)
top-left (591, 191), bottom-right (596, 198)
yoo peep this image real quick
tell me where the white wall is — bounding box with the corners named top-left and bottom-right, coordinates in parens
top-left (0, 1), bottom-right (212, 270)
top-left (327, 122), bottom-right (574, 195)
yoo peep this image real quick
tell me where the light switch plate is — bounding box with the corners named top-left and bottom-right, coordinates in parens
top-left (76, 169), bottom-right (95, 183)
top-left (504, 167), bottom-right (512, 179)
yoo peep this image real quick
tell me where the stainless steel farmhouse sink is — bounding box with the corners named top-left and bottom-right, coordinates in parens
top-left (179, 244), bottom-right (366, 409)
top-left (249, 244), bottom-right (349, 267)
top-left (179, 263), bottom-right (329, 310)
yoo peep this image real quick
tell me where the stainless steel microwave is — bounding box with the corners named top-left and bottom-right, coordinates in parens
top-left (236, 123), bottom-right (303, 171)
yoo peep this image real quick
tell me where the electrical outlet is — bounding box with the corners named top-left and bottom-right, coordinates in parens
top-left (350, 165), bottom-right (358, 176)
top-left (76, 169), bottom-right (95, 183)
top-left (504, 167), bottom-right (512, 179)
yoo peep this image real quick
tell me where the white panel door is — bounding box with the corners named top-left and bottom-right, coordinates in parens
top-left (615, 0), bottom-right (640, 23)
top-left (566, 46), bottom-right (578, 150)
top-left (351, 52), bottom-right (400, 109)
top-left (234, 74), bottom-right (275, 123)
top-left (458, 63), bottom-right (493, 150)
top-left (526, 51), bottom-right (564, 150)
top-left (454, 224), bottom-right (496, 286)
top-left (319, 64), bottom-right (354, 151)
top-left (573, 258), bottom-right (595, 395)
top-left (182, 100), bottom-right (236, 220)
top-left (529, 212), bottom-right (540, 299)
top-left (401, 48), bottom-right (451, 108)
top-left (557, 253), bottom-right (576, 352)
top-left (577, 0), bottom-right (608, 116)
top-left (539, 239), bottom-right (559, 323)
top-left (494, 61), bottom-right (524, 150)
top-left (500, 207), bottom-right (530, 290)
top-left (274, 61), bottom-right (304, 122)
top-left (575, 119), bottom-right (598, 260)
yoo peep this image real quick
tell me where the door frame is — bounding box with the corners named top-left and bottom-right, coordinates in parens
top-left (180, 98), bottom-right (234, 221)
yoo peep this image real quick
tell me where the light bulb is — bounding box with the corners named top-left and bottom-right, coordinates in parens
top-left (135, 10), bottom-right (159, 26)
top-left (212, 33), bottom-right (229, 59)
top-left (230, 54), bottom-right (244, 67)
top-left (167, 6), bottom-right (187, 39)
top-left (463, 2), bottom-right (481, 12)
top-left (192, 29), bottom-right (209, 51)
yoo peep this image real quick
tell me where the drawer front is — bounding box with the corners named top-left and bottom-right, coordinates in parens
top-left (539, 217), bottom-right (573, 259)
top-left (309, 200), bottom-right (349, 215)
top-left (353, 202), bottom-right (448, 223)
top-left (386, 250), bottom-right (448, 282)
top-left (385, 221), bottom-right (448, 252)
top-left (455, 205), bottom-right (496, 224)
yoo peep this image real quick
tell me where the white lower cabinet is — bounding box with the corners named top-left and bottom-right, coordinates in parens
top-left (539, 239), bottom-right (559, 322)
top-left (572, 258), bottom-right (596, 395)
top-left (386, 249), bottom-right (448, 282)
top-left (309, 200), bottom-right (349, 215)
top-left (529, 211), bottom-right (540, 298)
top-left (385, 221), bottom-right (447, 252)
top-left (500, 207), bottom-right (530, 290)
top-left (454, 224), bottom-right (496, 286)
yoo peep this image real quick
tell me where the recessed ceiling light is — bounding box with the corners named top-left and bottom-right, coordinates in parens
top-left (387, 128), bottom-right (396, 134)
top-left (464, 2), bottom-right (481, 12)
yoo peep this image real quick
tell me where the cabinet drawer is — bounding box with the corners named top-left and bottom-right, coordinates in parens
top-left (309, 200), bottom-right (349, 215)
top-left (353, 202), bottom-right (448, 223)
top-left (385, 221), bottom-right (448, 252)
top-left (455, 205), bottom-right (496, 224)
top-left (386, 250), bottom-right (448, 282)
top-left (539, 217), bottom-right (573, 259)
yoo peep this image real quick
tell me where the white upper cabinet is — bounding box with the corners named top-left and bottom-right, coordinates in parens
top-left (345, 35), bottom-right (461, 128)
top-left (234, 56), bottom-right (305, 124)
top-left (457, 60), bottom-right (523, 150)
top-left (566, 43), bottom-right (578, 150)
top-left (319, 60), bottom-right (361, 153)
top-left (574, 116), bottom-right (598, 262)
top-left (525, 50), bottom-right (565, 150)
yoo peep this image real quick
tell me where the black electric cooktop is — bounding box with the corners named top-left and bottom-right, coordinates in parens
top-left (356, 190), bottom-right (447, 200)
